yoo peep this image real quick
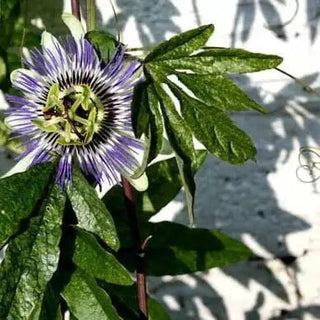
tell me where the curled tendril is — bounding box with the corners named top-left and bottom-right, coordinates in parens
top-left (296, 146), bottom-right (320, 183)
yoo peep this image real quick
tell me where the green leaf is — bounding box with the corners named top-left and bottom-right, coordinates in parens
top-left (153, 82), bottom-right (197, 223)
top-left (131, 81), bottom-right (150, 139)
top-left (67, 169), bottom-right (119, 251)
top-left (102, 283), bottom-right (171, 320)
top-left (146, 84), bottom-right (164, 162)
top-left (85, 31), bottom-right (118, 63)
top-left (151, 48), bottom-right (282, 75)
top-left (39, 281), bottom-right (63, 320)
top-left (103, 151), bottom-right (207, 244)
top-left (0, 183), bottom-right (66, 319)
top-left (132, 83), bottom-right (164, 178)
top-left (145, 24), bottom-right (214, 62)
top-left (168, 81), bottom-right (256, 164)
top-left (73, 228), bottom-right (133, 286)
top-left (62, 269), bottom-right (121, 320)
top-left (118, 221), bottom-right (252, 276)
top-left (0, 162), bottom-right (55, 248)
top-left (175, 73), bottom-right (266, 113)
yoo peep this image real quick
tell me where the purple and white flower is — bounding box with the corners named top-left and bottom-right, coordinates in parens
top-left (6, 33), bottom-right (143, 188)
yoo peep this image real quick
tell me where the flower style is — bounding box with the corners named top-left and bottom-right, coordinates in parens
top-left (6, 34), bottom-right (143, 188)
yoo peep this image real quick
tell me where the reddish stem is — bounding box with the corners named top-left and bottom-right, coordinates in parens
top-left (122, 177), bottom-right (148, 319)
top-left (71, 0), bottom-right (81, 20)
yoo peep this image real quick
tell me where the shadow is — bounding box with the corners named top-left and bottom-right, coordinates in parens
top-left (1, 1), bottom-right (319, 319)
top-left (244, 291), bottom-right (264, 320)
top-left (231, 0), bottom-right (320, 45)
top-left (307, 0), bottom-right (320, 42)
top-left (231, 0), bottom-right (290, 46)
top-left (150, 72), bottom-right (319, 319)
top-left (149, 275), bottom-right (228, 320)
top-left (102, 0), bottom-right (181, 46)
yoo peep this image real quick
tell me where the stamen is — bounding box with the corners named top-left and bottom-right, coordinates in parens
top-left (34, 83), bottom-right (104, 146)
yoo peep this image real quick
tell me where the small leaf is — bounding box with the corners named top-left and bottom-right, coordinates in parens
top-left (73, 228), bottom-right (133, 286)
top-left (152, 48), bottom-right (282, 74)
top-left (118, 222), bottom-right (252, 276)
top-left (176, 73), bottom-right (266, 113)
top-left (104, 151), bottom-right (207, 243)
top-left (147, 84), bottom-right (164, 162)
top-left (0, 162), bottom-right (55, 248)
top-left (67, 169), bottom-right (119, 251)
top-left (131, 83), bottom-right (163, 178)
top-left (153, 82), bottom-right (197, 223)
top-left (145, 24), bottom-right (214, 62)
top-left (168, 81), bottom-right (256, 164)
top-left (62, 269), bottom-right (121, 320)
top-left (0, 183), bottom-right (66, 319)
top-left (39, 281), bottom-right (63, 320)
top-left (85, 31), bottom-right (118, 63)
top-left (131, 81), bottom-right (150, 139)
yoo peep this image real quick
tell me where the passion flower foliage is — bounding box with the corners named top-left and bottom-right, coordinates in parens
top-left (0, 17), bottom-right (283, 319)
top-left (6, 34), bottom-right (143, 188)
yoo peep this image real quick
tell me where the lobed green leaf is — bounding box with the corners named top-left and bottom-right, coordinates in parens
top-left (145, 24), bottom-right (214, 62)
top-left (175, 72), bottom-right (266, 113)
top-left (153, 82), bottom-right (197, 223)
top-left (168, 81), bottom-right (256, 164)
top-left (67, 169), bottom-right (119, 251)
top-left (151, 48), bottom-right (282, 75)
top-left (0, 162), bottom-right (55, 248)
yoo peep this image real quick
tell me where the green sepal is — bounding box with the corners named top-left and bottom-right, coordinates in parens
top-left (85, 31), bottom-right (119, 63)
top-left (67, 169), bottom-right (120, 251)
top-left (72, 228), bottom-right (133, 286)
top-left (0, 183), bottom-right (66, 319)
top-left (0, 162), bottom-right (55, 248)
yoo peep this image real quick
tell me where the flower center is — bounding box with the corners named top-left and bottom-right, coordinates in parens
top-left (33, 83), bottom-right (104, 145)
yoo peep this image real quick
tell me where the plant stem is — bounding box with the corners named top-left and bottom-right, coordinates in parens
top-left (86, 0), bottom-right (96, 32)
top-left (71, 0), bottom-right (81, 20)
top-left (121, 177), bottom-right (148, 319)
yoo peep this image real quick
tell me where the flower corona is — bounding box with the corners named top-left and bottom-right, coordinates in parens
top-left (6, 34), bottom-right (142, 188)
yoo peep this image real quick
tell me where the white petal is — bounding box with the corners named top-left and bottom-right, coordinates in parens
top-left (62, 13), bottom-right (85, 40)
top-left (1, 152), bottom-right (35, 178)
top-left (41, 31), bottom-right (59, 48)
top-left (128, 172), bottom-right (149, 192)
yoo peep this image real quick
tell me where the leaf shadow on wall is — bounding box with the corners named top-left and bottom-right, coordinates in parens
top-left (149, 73), bottom-right (320, 320)
top-left (231, 0), bottom-right (320, 46)
top-left (97, 0), bottom-right (181, 46)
